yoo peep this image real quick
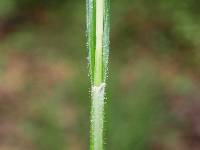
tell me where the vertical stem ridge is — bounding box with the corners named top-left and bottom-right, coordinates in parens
top-left (91, 0), bottom-right (105, 149)
top-left (94, 0), bottom-right (104, 86)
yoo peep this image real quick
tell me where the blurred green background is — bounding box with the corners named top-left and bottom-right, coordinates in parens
top-left (0, 0), bottom-right (200, 150)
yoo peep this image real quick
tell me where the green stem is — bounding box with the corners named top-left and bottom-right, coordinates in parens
top-left (91, 0), bottom-right (104, 149)
top-left (87, 0), bottom-right (110, 149)
top-left (94, 0), bottom-right (104, 86)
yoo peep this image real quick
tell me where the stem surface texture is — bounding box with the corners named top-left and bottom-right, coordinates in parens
top-left (86, 0), bottom-right (110, 149)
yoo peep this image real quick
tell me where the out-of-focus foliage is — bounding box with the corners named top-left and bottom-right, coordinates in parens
top-left (0, 0), bottom-right (15, 17)
top-left (0, 0), bottom-right (199, 150)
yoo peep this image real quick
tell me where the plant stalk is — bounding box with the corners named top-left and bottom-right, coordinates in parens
top-left (87, 0), bottom-right (110, 149)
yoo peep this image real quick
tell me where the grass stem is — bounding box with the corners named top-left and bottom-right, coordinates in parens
top-left (87, 0), bottom-right (110, 149)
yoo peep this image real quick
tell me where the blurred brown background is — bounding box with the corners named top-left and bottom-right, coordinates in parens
top-left (0, 0), bottom-right (200, 150)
